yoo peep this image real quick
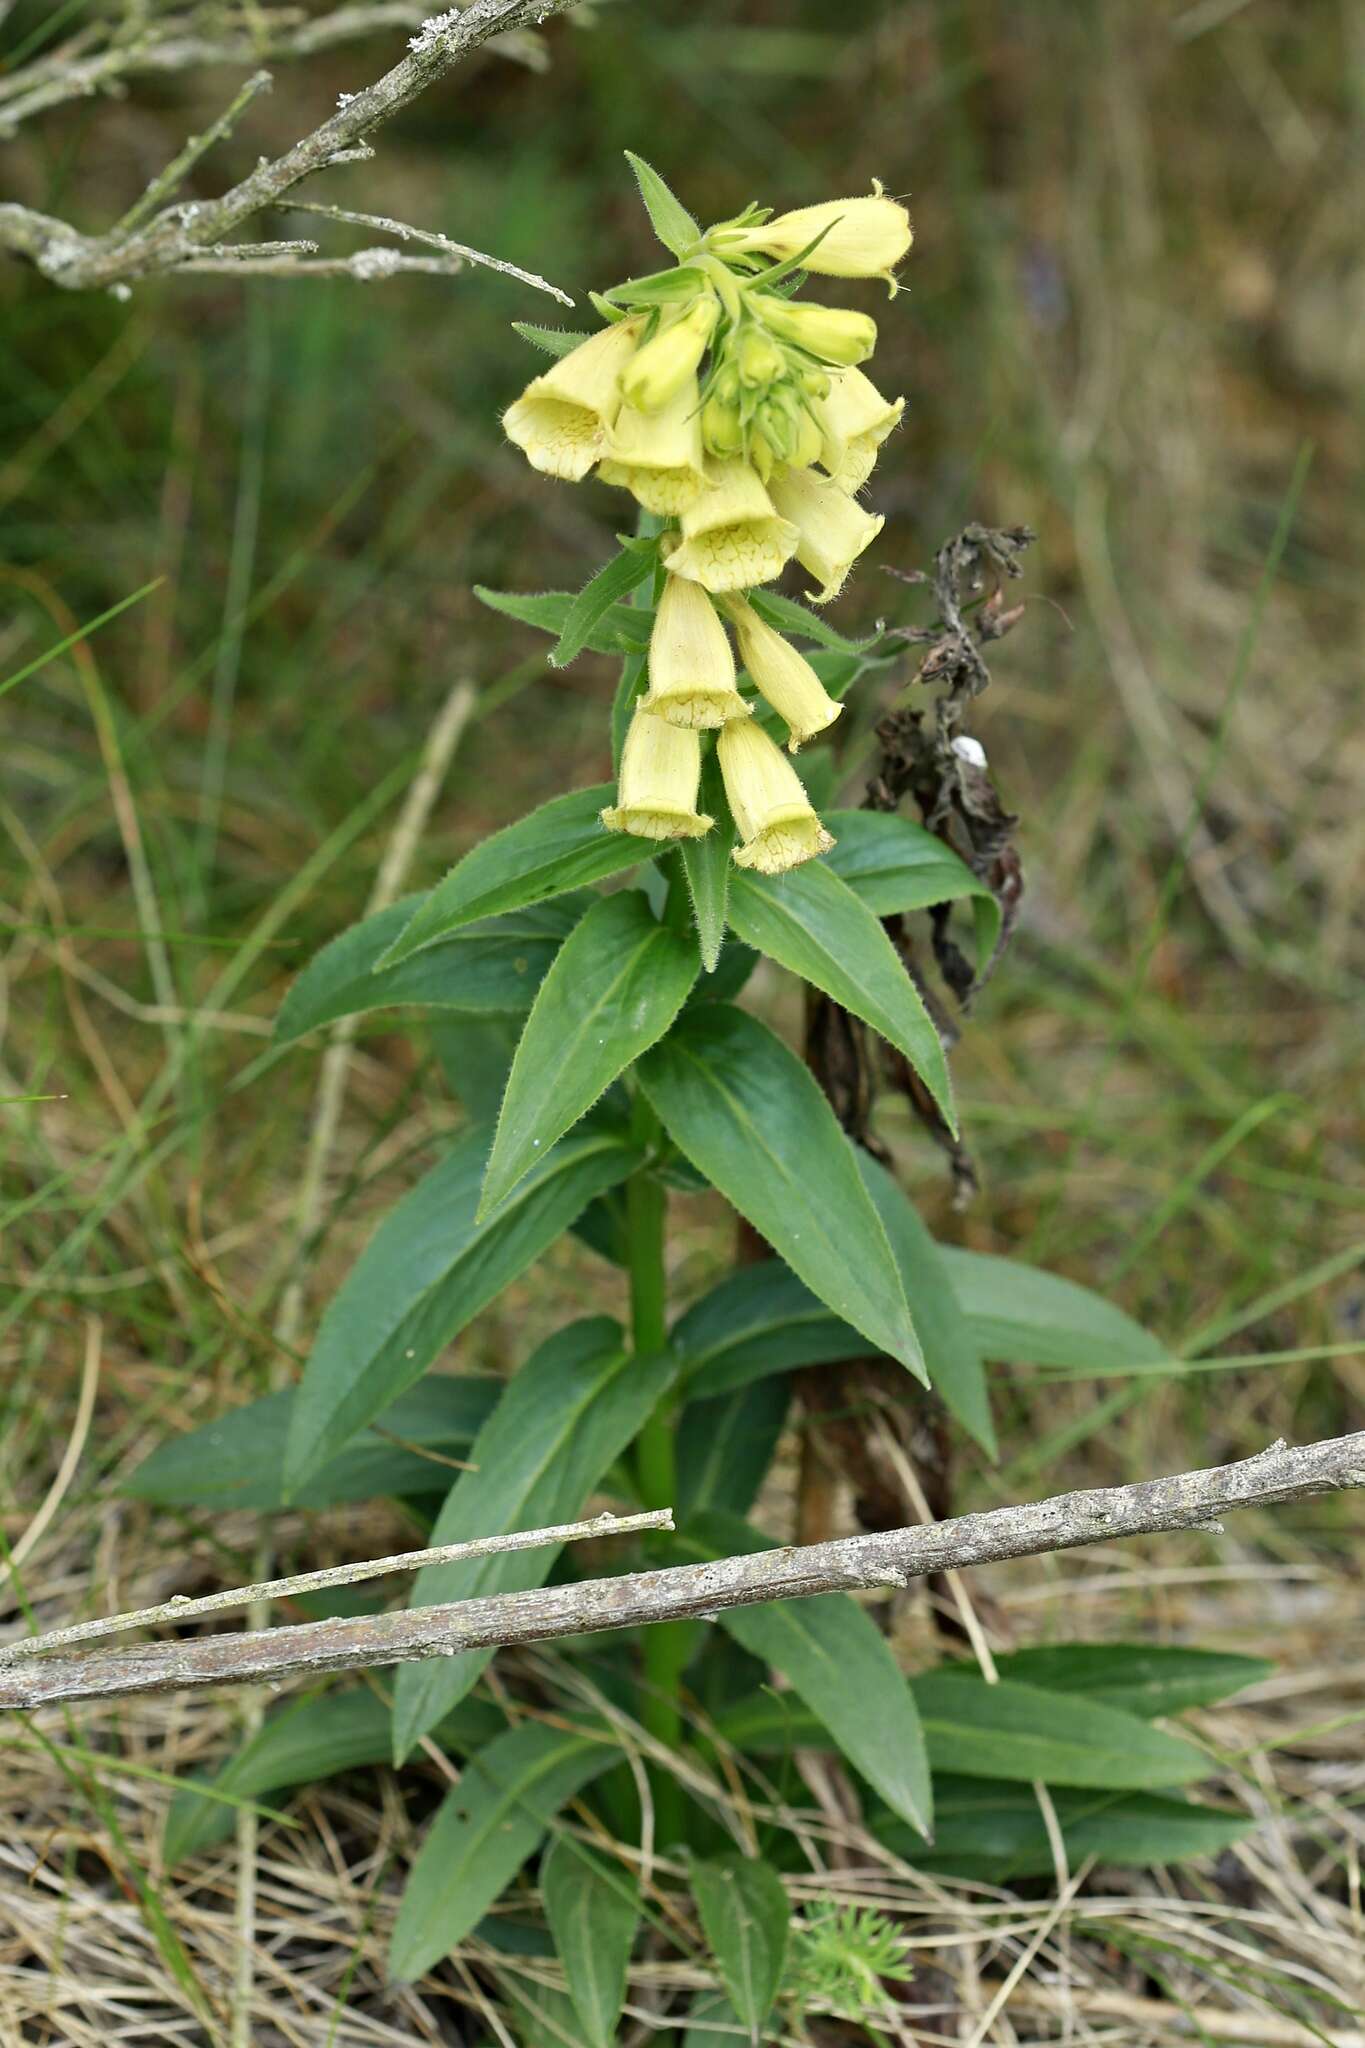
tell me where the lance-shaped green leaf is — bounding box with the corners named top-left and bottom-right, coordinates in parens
top-left (389, 1721), bottom-right (616, 1982)
top-left (936, 1248), bottom-right (1165, 1372)
top-left (542, 1838), bottom-right (640, 2048)
top-left (855, 1152), bottom-right (995, 1455)
top-left (885, 1781), bottom-right (1253, 1883)
top-left (624, 150), bottom-right (701, 257)
top-left (677, 749), bottom-right (733, 972)
top-left (480, 893), bottom-right (697, 1217)
top-left (911, 1673), bottom-right (1206, 1788)
top-left (475, 583), bottom-right (652, 653)
top-left (164, 1689), bottom-right (503, 1865)
top-left (673, 1260), bottom-right (867, 1399)
top-left (822, 808), bottom-right (1001, 965)
top-left (987, 1643), bottom-right (1271, 1718)
top-left (747, 587), bottom-right (880, 655)
top-left (393, 1322), bottom-right (677, 1757)
top-left (690, 1855), bottom-right (789, 2043)
top-left (726, 861), bottom-right (954, 1127)
top-left (378, 787), bottom-right (644, 965)
top-left (126, 1375), bottom-right (499, 1514)
top-left (638, 1006), bottom-right (924, 1379)
top-left (551, 541), bottom-right (659, 669)
top-left (676, 1377), bottom-right (791, 1518)
top-left (511, 322), bottom-right (594, 358)
top-left (283, 1128), bottom-right (640, 1493)
top-left (277, 896), bottom-right (589, 1043)
top-left (683, 1511), bottom-right (932, 1838)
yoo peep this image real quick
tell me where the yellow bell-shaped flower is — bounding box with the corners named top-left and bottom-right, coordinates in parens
top-left (601, 706), bottom-right (714, 841)
top-left (597, 377), bottom-right (709, 514)
top-left (716, 185), bottom-right (912, 289)
top-left (816, 367), bottom-right (905, 492)
top-left (641, 574), bottom-right (750, 730)
top-left (620, 296), bottom-right (719, 413)
top-left (718, 716), bottom-right (834, 874)
top-left (663, 459), bottom-right (798, 595)
top-left (502, 319), bottom-right (643, 482)
top-left (720, 593), bottom-right (843, 751)
top-left (751, 294), bottom-right (876, 368)
top-left (769, 466), bottom-right (884, 604)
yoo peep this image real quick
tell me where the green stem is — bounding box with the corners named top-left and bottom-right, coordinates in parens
top-left (626, 1092), bottom-right (688, 1841)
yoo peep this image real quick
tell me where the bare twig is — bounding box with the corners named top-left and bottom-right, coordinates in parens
top-left (0, 3), bottom-right (546, 132)
top-left (0, 0), bottom-right (587, 294)
top-left (3, 1433), bottom-right (1359, 1711)
top-left (113, 69), bottom-right (274, 234)
top-left (0, 1507), bottom-right (674, 1662)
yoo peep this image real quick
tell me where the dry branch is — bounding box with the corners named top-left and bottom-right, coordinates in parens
top-left (0, 0), bottom-right (589, 293)
top-left (3, 1432), bottom-right (1359, 1713)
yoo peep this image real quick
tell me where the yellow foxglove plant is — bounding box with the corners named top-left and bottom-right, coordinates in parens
top-left (271, 164), bottom-right (1211, 2027)
top-left (491, 154), bottom-right (911, 883)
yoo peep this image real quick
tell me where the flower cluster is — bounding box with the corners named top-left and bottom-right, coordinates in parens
top-left (503, 181), bottom-right (911, 875)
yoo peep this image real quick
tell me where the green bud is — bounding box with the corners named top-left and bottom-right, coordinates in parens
top-left (621, 295), bottom-right (720, 413)
top-left (701, 395), bottom-right (745, 458)
top-left (736, 328), bottom-right (787, 387)
top-left (752, 293), bottom-right (876, 367)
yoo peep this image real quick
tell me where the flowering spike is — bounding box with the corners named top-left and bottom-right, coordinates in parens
top-left (718, 716), bottom-right (835, 875)
top-left (601, 706), bottom-right (714, 841)
top-left (712, 184), bottom-right (913, 290)
top-left (597, 378), bottom-right (709, 514)
top-left (502, 318), bottom-right (644, 481)
top-left (720, 593), bottom-right (843, 751)
top-left (641, 574), bottom-right (750, 730)
top-left (816, 367), bottom-right (905, 492)
top-left (662, 459), bottom-right (798, 594)
top-left (769, 466), bottom-right (884, 605)
top-left (620, 296), bottom-right (718, 413)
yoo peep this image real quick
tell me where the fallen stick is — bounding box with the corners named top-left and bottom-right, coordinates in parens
top-left (2, 1433), bottom-right (1360, 1712)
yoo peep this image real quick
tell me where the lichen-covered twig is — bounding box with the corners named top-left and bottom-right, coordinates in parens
top-left (0, 1507), bottom-right (675, 1664)
top-left (3, 1433), bottom-right (1358, 1712)
top-left (0, 2), bottom-right (546, 134)
top-left (0, 0), bottom-right (586, 295)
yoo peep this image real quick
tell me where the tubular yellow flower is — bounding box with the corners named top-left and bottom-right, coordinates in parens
top-left (751, 294), bottom-right (876, 368)
top-left (601, 707), bottom-right (714, 841)
top-left (816, 367), bottom-right (905, 492)
top-left (720, 593), bottom-right (843, 751)
top-left (769, 465), bottom-right (884, 604)
top-left (663, 459), bottom-right (798, 594)
top-left (620, 296), bottom-right (718, 413)
top-left (718, 716), bottom-right (834, 874)
top-left (596, 377), bottom-right (708, 514)
top-left (717, 185), bottom-right (913, 288)
top-left (502, 319), bottom-right (643, 482)
top-left (641, 574), bottom-right (750, 729)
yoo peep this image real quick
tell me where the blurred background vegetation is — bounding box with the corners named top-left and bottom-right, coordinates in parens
top-left (1, 0), bottom-right (1362, 2030)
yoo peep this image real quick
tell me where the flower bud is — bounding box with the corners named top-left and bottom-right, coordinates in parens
top-left (700, 394), bottom-right (745, 458)
top-left (717, 716), bottom-right (834, 874)
top-left (751, 294), bottom-right (876, 368)
top-left (735, 328), bottom-right (786, 387)
top-left (663, 459), bottom-right (798, 594)
top-left (502, 318), bottom-right (643, 482)
top-left (597, 376), bottom-right (708, 513)
top-left (816, 366), bottom-right (905, 491)
top-left (601, 707), bottom-right (714, 841)
top-left (715, 185), bottom-right (912, 287)
top-left (620, 296), bottom-right (718, 413)
top-left (641, 574), bottom-right (750, 729)
top-left (768, 465), bottom-right (884, 604)
top-left (720, 593), bottom-right (843, 751)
